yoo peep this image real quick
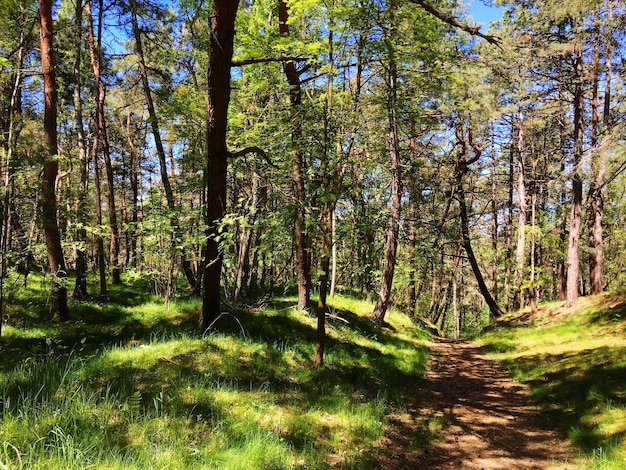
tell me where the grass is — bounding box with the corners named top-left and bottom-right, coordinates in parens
top-left (478, 291), bottom-right (626, 469)
top-left (0, 274), bottom-right (429, 469)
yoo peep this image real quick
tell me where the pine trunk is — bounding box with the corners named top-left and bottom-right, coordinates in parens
top-left (371, 47), bottom-right (401, 325)
top-left (39, 0), bottom-right (69, 320)
top-left (279, 0), bottom-right (310, 311)
top-left (565, 45), bottom-right (584, 308)
top-left (199, 0), bottom-right (239, 330)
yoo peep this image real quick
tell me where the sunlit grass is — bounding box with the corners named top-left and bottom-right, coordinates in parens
top-left (479, 291), bottom-right (626, 468)
top-left (0, 275), bottom-right (429, 469)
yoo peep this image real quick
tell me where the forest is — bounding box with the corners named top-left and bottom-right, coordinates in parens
top-left (0, 0), bottom-right (625, 467)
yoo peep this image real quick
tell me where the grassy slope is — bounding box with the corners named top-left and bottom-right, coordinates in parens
top-left (0, 276), bottom-right (428, 469)
top-left (478, 292), bottom-right (626, 469)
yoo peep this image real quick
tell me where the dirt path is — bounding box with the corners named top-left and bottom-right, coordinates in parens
top-left (377, 339), bottom-right (577, 469)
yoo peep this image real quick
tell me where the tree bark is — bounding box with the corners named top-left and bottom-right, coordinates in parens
top-left (129, 1), bottom-right (198, 292)
top-left (87, 0), bottom-right (120, 285)
top-left (279, 0), bottom-right (310, 311)
top-left (455, 125), bottom-right (503, 319)
top-left (86, 0), bottom-right (107, 295)
top-left (513, 108), bottom-right (526, 310)
top-left (72, 0), bottom-right (89, 299)
top-left (39, 0), bottom-right (69, 320)
top-left (565, 44), bottom-right (584, 308)
top-left (199, 0), bottom-right (239, 330)
top-left (371, 38), bottom-right (402, 325)
top-left (588, 6), bottom-right (611, 296)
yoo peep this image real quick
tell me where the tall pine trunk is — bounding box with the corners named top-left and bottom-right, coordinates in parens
top-left (565, 44), bottom-right (584, 308)
top-left (588, 6), bottom-right (611, 295)
top-left (39, 0), bottom-right (69, 320)
top-left (130, 1), bottom-right (198, 292)
top-left (72, 0), bottom-right (89, 299)
top-left (371, 35), bottom-right (402, 325)
top-left (199, 0), bottom-right (239, 330)
top-left (279, 0), bottom-right (310, 311)
top-left (87, 0), bottom-right (120, 286)
top-left (513, 108), bottom-right (526, 310)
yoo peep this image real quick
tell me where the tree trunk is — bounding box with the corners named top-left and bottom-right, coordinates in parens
top-left (504, 140), bottom-right (514, 310)
top-left (125, 111), bottom-right (140, 268)
top-left (199, 0), bottom-right (239, 331)
top-left (565, 44), bottom-right (584, 308)
top-left (279, 0), bottom-right (310, 311)
top-left (87, 0), bottom-right (120, 286)
top-left (513, 108), bottom-right (526, 310)
top-left (371, 41), bottom-right (402, 325)
top-left (455, 125), bottom-right (503, 319)
top-left (72, 0), bottom-right (89, 299)
top-left (588, 7), bottom-right (611, 296)
top-left (39, 0), bottom-right (69, 320)
top-left (130, 1), bottom-right (198, 292)
top-left (86, 0), bottom-right (107, 295)
top-left (490, 125), bottom-right (498, 302)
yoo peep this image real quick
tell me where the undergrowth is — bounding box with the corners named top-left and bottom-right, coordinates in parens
top-left (0, 274), bottom-right (428, 469)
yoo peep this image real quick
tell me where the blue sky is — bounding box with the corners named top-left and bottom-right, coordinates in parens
top-left (468, 0), bottom-right (505, 32)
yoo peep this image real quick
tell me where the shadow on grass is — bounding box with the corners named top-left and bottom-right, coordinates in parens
top-left (1, 282), bottom-right (430, 468)
top-left (488, 344), bottom-right (626, 455)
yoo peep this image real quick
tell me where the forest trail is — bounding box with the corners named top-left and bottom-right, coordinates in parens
top-left (377, 339), bottom-right (578, 469)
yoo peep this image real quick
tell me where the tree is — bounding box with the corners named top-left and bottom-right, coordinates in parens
top-left (278, 0), bottom-right (311, 312)
top-left (128, 0), bottom-right (198, 293)
top-left (200, 0), bottom-right (240, 331)
top-left (39, 0), bottom-right (69, 319)
top-left (87, 0), bottom-right (119, 288)
top-left (371, 2), bottom-right (403, 325)
top-left (565, 42), bottom-right (584, 308)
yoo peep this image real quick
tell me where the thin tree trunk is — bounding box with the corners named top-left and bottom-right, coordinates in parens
top-left (86, 0), bottom-right (107, 295)
top-left (130, 1), bottom-right (198, 291)
top-left (125, 112), bottom-right (139, 267)
top-left (565, 44), bottom-right (584, 308)
top-left (87, 0), bottom-right (120, 285)
top-left (504, 140), bottom-right (514, 310)
top-left (490, 125), bottom-right (498, 302)
top-left (371, 39), bottom-right (402, 325)
top-left (455, 125), bottom-right (503, 319)
top-left (279, 0), bottom-right (310, 311)
top-left (329, 205), bottom-right (338, 298)
top-left (588, 5), bottom-right (611, 295)
top-left (199, 0), bottom-right (239, 330)
top-left (39, 0), bottom-right (69, 320)
top-left (72, 0), bottom-right (89, 299)
top-left (513, 108), bottom-right (526, 310)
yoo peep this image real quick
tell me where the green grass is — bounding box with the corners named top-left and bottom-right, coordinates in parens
top-left (478, 292), bottom-right (626, 469)
top-left (0, 275), bottom-right (429, 469)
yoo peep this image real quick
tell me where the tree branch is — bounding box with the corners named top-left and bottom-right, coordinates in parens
top-left (229, 146), bottom-right (278, 168)
top-left (231, 56), bottom-right (305, 67)
top-left (408, 0), bottom-right (502, 46)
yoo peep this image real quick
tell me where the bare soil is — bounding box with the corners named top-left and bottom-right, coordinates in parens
top-left (377, 338), bottom-right (578, 469)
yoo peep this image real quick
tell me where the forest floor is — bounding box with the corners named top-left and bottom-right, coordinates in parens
top-left (377, 338), bottom-right (578, 469)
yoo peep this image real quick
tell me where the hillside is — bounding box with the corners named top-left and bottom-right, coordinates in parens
top-left (478, 292), bottom-right (626, 468)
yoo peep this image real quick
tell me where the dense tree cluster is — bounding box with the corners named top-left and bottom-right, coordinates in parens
top-left (1, 0), bottom-right (624, 352)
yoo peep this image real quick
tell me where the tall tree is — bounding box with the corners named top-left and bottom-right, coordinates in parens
top-left (72, 0), bottom-right (90, 299)
top-left (128, 0), bottom-right (198, 292)
top-left (565, 42), bottom-right (584, 308)
top-left (87, 0), bottom-right (120, 286)
top-left (39, 0), bottom-right (69, 319)
top-left (371, 7), bottom-right (402, 324)
top-left (200, 0), bottom-right (240, 330)
top-left (278, 0), bottom-right (311, 312)
top-left (588, 2), bottom-right (613, 295)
